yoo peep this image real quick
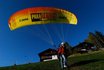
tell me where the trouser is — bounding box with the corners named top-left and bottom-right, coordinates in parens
top-left (59, 54), bottom-right (67, 69)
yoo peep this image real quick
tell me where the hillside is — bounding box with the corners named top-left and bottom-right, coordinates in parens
top-left (0, 51), bottom-right (104, 70)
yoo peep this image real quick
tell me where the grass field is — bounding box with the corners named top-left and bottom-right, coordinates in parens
top-left (0, 50), bottom-right (104, 70)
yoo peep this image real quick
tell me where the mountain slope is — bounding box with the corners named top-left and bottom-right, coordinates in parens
top-left (0, 51), bottom-right (104, 70)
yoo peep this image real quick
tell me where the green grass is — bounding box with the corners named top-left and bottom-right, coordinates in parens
top-left (0, 50), bottom-right (104, 70)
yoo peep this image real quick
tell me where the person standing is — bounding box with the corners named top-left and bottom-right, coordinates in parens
top-left (57, 42), bottom-right (68, 69)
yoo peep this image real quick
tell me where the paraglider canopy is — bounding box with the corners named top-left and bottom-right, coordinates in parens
top-left (8, 7), bottom-right (77, 30)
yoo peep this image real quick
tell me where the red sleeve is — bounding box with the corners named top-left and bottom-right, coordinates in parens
top-left (58, 48), bottom-right (61, 54)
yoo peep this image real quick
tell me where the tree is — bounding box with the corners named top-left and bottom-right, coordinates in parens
top-left (95, 31), bottom-right (104, 48)
top-left (64, 42), bottom-right (72, 58)
top-left (85, 32), bottom-right (102, 50)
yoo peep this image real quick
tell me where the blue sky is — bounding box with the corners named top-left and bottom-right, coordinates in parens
top-left (0, 0), bottom-right (104, 67)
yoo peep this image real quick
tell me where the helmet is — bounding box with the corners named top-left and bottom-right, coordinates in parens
top-left (61, 42), bottom-right (65, 45)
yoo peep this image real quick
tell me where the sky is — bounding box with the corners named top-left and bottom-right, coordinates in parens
top-left (0, 0), bottom-right (104, 67)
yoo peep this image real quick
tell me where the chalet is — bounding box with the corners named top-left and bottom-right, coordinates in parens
top-left (72, 42), bottom-right (94, 54)
top-left (38, 48), bottom-right (58, 62)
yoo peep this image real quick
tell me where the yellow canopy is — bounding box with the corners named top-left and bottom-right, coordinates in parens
top-left (8, 7), bottom-right (77, 30)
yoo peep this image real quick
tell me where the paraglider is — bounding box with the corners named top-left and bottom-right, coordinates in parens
top-left (8, 7), bottom-right (77, 30)
top-left (8, 7), bottom-right (78, 69)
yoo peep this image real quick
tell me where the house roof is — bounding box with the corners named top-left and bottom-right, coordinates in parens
top-left (38, 48), bottom-right (57, 56)
top-left (73, 42), bottom-right (94, 49)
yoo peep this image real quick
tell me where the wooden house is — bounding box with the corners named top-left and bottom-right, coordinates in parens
top-left (72, 42), bottom-right (94, 54)
top-left (38, 48), bottom-right (58, 62)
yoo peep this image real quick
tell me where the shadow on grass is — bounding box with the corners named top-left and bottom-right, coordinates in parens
top-left (70, 59), bottom-right (104, 67)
